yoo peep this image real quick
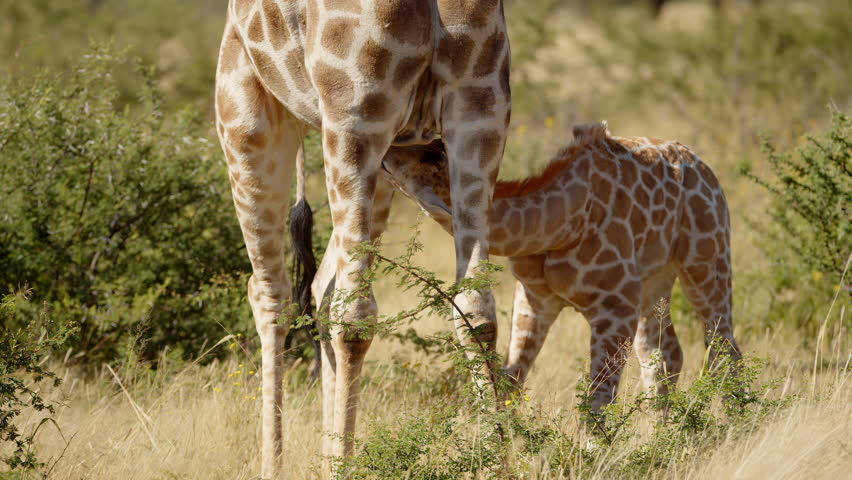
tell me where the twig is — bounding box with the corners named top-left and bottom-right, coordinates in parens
top-left (372, 252), bottom-right (502, 409)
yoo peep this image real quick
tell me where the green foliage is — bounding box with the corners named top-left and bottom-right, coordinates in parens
top-left (0, 50), bottom-right (253, 364)
top-left (744, 110), bottom-right (851, 280)
top-left (0, 291), bottom-right (75, 472)
top-left (341, 405), bottom-right (507, 480)
top-left (741, 110), bottom-right (851, 332)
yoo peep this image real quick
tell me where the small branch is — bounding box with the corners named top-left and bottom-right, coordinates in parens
top-left (373, 252), bottom-right (502, 407)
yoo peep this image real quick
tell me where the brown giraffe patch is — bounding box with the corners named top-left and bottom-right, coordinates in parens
top-left (464, 187), bottom-right (484, 207)
top-left (461, 130), bottom-right (501, 169)
top-left (249, 48), bottom-right (290, 97)
top-left (218, 28), bottom-right (244, 74)
top-left (474, 30), bottom-right (505, 77)
top-left (438, 0), bottom-right (499, 28)
top-left (321, 17), bottom-right (358, 58)
top-left (460, 86), bottom-right (496, 119)
top-left (695, 237), bottom-right (716, 260)
top-left (612, 188), bottom-right (631, 219)
top-left (393, 55), bottom-right (426, 89)
top-left (335, 174), bottom-right (358, 201)
top-left (545, 196), bottom-right (565, 233)
top-left (325, 130), bottom-right (339, 157)
top-left (620, 160), bottom-right (638, 187)
top-left (605, 222), bottom-right (632, 258)
top-left (634, 187), bottom-right (650, 209)
top-left (339, 135), bottom-right (371, 169)
top-left (353, 92), bottom-right (388, 122)
top-left (490, 227), bottom-right (507, 243)
top-left (576, 234), bottom-right (602, 263)
top-left (595, 247), bottom-right (618, 265)
top-left (248, 12), bottom-right (266, 42)
top-left (583, 263), bottom-right (624, 292)
top-left (374, 2), bottom-right (431, 45)
top-left (437, 34), bottom-right (474, 78)
top-left (358, 39), bottom-right (393, 81)
top-left (216, 90), bottom-right (239, 123)
top-left (590, 173), bottom-right (612, 205)
top-left (688, 195), bottom-right (715, 233)
top-left (499, 55), bottom-right (511, 97)
top-left (228, 125), bottom-right (269, 154)
top-left (313, 61), bottom-right (354, 121)
top-left (525, 206), bottom-right (541, 233)
top-left (262, 0), bottom-right (289, 49)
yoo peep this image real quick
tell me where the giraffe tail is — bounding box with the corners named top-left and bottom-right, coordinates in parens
top-left (289, 141), bottom-right (317, 320)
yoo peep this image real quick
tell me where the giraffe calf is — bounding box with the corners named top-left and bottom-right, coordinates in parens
top-left (382, 122), bottom-right (741, 411)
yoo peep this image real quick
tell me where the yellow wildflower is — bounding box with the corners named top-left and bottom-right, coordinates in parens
top-left (545, 116), bottom-right (555, 128)
top-left (524, 395), bottom-right (530, 402)
top-left (213, 387), bottom-right (221, 393)
top-left (239, 363), bottom-right (244, 368)
top-left (233, 382), bottom-right (241, 386)
top-left (249, 370), bottom-right (256, 375)
top-left (251, 396), bottom-right (257, 400)
top-left (811, 271), bottom-right (824, 282)
top-left (505, 399), bottom-right (513, 406)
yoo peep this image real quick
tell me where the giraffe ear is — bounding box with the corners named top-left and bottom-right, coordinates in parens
top-left (418, 186), bottom-right (452, 219)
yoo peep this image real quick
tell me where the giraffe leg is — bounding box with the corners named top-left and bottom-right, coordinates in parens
top-left (321, 130), bottom-right (391, 459)
top-left (313, 176), bottom-right (394, 471)
top-left (634, 273), bottom-right (682, 397)
top-left (215, 38), bottom-right (303, 479)
top-left (584, 298), bottom-right (641, 413)
top-left (676, 167), bottom-right (740, 371)
top-left (679, 257), bottom-right (740, 371)
top-left (441, 116), bottom-right (510, 397)
top-left (504, 256), bottom-right (565, 388)
top-left (311, 241), bottom-right (338, 467)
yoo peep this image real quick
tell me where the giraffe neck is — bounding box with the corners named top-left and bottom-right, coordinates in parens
top-left (486, 177), bottom-right (587, 257)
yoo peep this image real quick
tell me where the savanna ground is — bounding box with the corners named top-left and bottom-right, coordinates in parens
top-left (1, 0), bottom-right (850, 478)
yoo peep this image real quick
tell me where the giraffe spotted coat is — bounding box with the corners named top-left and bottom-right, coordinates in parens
top-left (215, 1), bottom-right (512, 475)
top-left (382, 122), bottom-right (741, 410)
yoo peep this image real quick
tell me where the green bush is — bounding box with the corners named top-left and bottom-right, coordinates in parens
top-left (742, 110), bottom-right (851, 332)
top-left (0, 51), bottom-right (253, 364)
top-left (1, 290), bottom-right (75, 472)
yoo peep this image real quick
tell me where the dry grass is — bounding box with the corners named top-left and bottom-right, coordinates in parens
top-left (18, 311), bottom-right (852, 479)
top-left (15, 206), bottom-right (851, 478)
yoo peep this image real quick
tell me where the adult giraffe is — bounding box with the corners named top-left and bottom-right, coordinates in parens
top-left (214, 0), bottom-right (511, 477)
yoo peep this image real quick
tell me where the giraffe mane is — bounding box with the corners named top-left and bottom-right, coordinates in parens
top-left (494, 121), bottom-right (610, 198)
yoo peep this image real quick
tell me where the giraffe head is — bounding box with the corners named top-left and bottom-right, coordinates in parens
top-left (382, 140), bottom-right (453, 222)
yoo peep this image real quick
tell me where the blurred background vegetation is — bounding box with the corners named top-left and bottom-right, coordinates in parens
top-left (1, 0), bottom-right (849, 382)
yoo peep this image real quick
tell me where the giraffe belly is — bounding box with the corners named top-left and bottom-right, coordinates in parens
top-left (543, 250), bottom-right (598, 313)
